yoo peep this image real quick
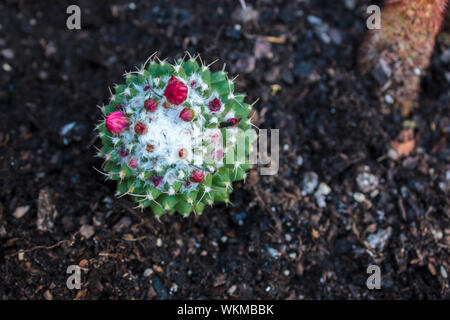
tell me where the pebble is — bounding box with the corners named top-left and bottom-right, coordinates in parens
top-left (1, 48), bottom-right (14, 59)
top-left (60, 122), bottom-right (77, 135)
top-left (79, 225), bottom-right (95, 239)
top-left (345, 0), bottom-right (356, 10)
top-left (156, 238), bottom-right (163, 247)
top-left (353, 192), bottom-right (366, 202)
top-left (13, 205), bottom-right (30, 219)
top-left (301, 171), bottom-right (319, 195)
top-left (307, 15), bottom-right (322, 25)
top-left (356, 170), bottom-right (379, 194)
top-left (384, 94), bottom-right (394, 104)
top-left (314, 182), bottom-right (331, 208)
top-left (267, 247), bottom-right (280, 259)
top-left (3, 63), bottom-right (12, 72)
top-left (285, 234), bottom-right (292, 242)
top-left (228, 285), bottom-right (237, 295)
top-left (440, 266), bottom-right (448, 279)
top-left (144, 268), bottom-right (154, 277)
top-left (289, 252), bottom-right (297, 259)
top-left (366, 227), bottom-right (392, 252)
top-left (283, 270), bottom-right (290, 276)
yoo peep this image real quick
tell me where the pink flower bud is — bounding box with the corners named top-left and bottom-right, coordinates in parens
top-left (179, 107), bottom-right (195, 122)
top-left (144, 98), bottom-right (158, 112)
top-left (164, 76), bottom-right (188, 105)
top-left (134, 122), bottom-right (147, 135)
top-left (208, 98), bottom-right (222, 112)
top-left (105, 111), bottom-right (128, 135)
top-left (129, 158), bottom-right (138, 168)
top-left (190, 169), bottom-right (205, 183)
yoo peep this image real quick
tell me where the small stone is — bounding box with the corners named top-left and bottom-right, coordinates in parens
top-left (329, 28), bottom-right (342, 45)
top-left (156, 238), bottom-right (163, 247)
top-left (344, 0), bottom-right (356, 10)
top-left (13, 205), bottom-right (30, 219)
top-left (60, 122), bottom-right (76, 135)
top-left (2, 63), bottom-right (12, 72)
top-left (440, 266), bottom-right (448, 279)
top-left (235, 55), bottom-right (255, 73)
top-left (234, 5), bottom-right (259, 23)
top-left (366, 227), bottom-right (392, 252)
top-left (113, 216), bottom-right (132, 232)
top-left (43, 290), bottom-right (53, 300)
top-left (267, 247), bottom-right (280, 259)
top-left (144, 268), bottom-right (154, 277)
top-left (285, 234), bottom-right (292, 242)
top-left (1, 48), bottom-right (14, 59)
top-left (356, 170), bottom-right (379, 194)
top-left (301, 171), bottom-right (319, 195)
top-left (228, 285), bottom-right (237, 295)
top-left (253, 39), bottom-right (272, 59)
top-left (37, 189), bottom-right (58, 232)
top-left (283, 269), bottom-right (290, 276)
top-left (79, 225), bottom-right (95, 239)
top-left (289, 252), bottom-right (297, 259)
top-left (307, 15), bottom-right (322, 25)
top-left (353, 192), bottom-right (366, 203)
top-left (384, 94), bottom-right (394, 104)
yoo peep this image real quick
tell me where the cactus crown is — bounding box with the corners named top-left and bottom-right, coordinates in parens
top-left (96, 54), bottom-right (255, 217)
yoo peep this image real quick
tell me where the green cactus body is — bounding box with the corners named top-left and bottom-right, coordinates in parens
top-left (96, 55), bottom-right (256, 217)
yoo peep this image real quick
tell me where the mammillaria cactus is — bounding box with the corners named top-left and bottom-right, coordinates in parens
top-left (95, 54), bottom-right (256, 217)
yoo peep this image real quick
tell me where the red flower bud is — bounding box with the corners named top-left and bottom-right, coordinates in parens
top-left (143, 85), bottom-right (151, 91)
top-left (115, 104), bottom-right (125, 111)
top-left (179, 108), bottom-right (195, 122)
top-left (163, 101), bottom-right (170, 108)
top-left (164, 76), bottom-right (188, 105)
top-left (146, 144), bottom-right (154, 152)
top-left (178, 148), bottom-right (188, 159)
top-left (229, 118), bottom-right (241, 126)
top-left (190, 169), bottom-right (204, 183)
top-left (129, 158), bottom-right (138, 168)
top-left (208, 98), bottom-right (221, 112)
top-left (134, 122), bottom-right (147, 135)
top-left (119, 148), bottom-right (129, 157)
top-left (144, 98), bottom-right (158, 112)
top-left (151, 174), bottom-right (163, 187)
top-left (105, 111), bottom-right (128, 135)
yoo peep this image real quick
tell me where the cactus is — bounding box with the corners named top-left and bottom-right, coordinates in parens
top-left (95, 54), bottom-right (256, 217)
top-left (358, 0), bottom-right (448, 115)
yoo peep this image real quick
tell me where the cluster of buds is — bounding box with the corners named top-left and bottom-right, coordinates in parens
top-left (96, 54), bottom-right (255, 216)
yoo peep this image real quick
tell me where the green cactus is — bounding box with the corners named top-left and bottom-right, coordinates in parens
top-left (95, 54), bottom-right (256, 217)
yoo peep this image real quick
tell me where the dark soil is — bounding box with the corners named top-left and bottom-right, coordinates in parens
top-left (0, 0), bottom-right (449, 299)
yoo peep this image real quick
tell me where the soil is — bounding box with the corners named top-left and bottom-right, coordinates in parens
top-left (0, 0), bottom-right (449, 299)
